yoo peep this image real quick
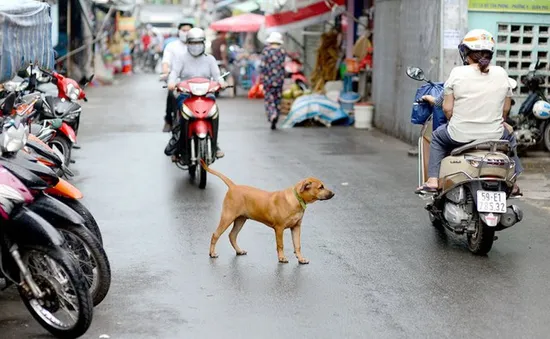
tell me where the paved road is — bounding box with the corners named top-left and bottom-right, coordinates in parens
top-left (2, 74), bottom-right (550, 339)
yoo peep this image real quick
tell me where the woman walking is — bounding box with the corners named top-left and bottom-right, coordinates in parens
top-left (259, 32), bottom-right (286, 130)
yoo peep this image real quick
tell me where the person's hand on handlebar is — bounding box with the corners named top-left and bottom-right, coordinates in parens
top-left (421, 95), bottom-right (436, 106)
top-left (167, 82), bottom-right (177, 91)
top-left (159, 73), bottom-right (169, 81)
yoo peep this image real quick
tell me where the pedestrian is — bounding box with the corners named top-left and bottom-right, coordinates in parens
top-left (259, 32), bottom-right (286, 130)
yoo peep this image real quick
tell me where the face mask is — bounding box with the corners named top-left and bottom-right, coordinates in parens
top-left (188, 43), bottom-right (205, 57)
top-left (179, 31), bottom-right (187, 42)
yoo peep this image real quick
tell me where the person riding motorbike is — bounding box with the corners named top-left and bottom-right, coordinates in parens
top-left (161, 22), bottom-right (194, 132)
top-left (165, 27), bottom-right (225, 161)
top-left (415, 29), bottom-right (523, 195)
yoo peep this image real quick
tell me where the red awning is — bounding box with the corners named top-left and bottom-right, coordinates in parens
top-left (264, 0), bottom-right (345, 33)
top-left (209, 13), bottom-right (265, 32)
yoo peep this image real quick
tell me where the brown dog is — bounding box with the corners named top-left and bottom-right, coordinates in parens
top-left (200, 160), bottom-right (334, 264)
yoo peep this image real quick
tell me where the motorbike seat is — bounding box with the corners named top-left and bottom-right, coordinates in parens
top-left (450, 139), bottom-right (510, 156)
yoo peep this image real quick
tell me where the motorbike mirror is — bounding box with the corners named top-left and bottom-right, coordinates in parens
top-left (406, 66), bottom-right (426, 82)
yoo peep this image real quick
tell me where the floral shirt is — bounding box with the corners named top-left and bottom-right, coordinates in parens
top-left (260, 46), bottom-right (286, 89)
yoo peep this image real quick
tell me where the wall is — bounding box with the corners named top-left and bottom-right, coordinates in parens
top-left (372, 0), bottom-right (441, 143)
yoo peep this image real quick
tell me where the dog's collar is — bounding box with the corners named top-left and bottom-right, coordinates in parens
top-left (293, 188), bottom-right (307, 210)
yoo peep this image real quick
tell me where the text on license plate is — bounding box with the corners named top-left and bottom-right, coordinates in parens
top-left (477, 190), bottom-right (506, 213)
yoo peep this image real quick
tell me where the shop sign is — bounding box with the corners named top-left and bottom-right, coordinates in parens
top-left (468, 0), bottom-right (550, 13)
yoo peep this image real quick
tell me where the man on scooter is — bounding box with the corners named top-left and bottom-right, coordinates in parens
top-left (165, 27), bottom-right (225, 161)
top-left (160, 22), bottom-right (193, 132)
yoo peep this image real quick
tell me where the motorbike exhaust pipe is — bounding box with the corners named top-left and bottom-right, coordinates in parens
top-left (498, 205), bottom-right (523, 229)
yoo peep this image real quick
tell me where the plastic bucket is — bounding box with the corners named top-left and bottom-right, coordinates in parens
top-left (339, 91), bottom-right (361, 113)
top-left (354, 102), bottom-right (374, 129)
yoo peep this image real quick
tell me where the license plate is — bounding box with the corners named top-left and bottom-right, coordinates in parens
top-left (477, 190), bottom-right (506, 213)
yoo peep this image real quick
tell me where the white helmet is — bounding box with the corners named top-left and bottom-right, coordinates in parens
top-left (458, 29), bottom-right (495, 64)
top-left (533, 100), bottom-right (550, 120)
top-left (266, 32), bottom-right (284, 45)
top-left (186, 27), bottom-right (206, 43)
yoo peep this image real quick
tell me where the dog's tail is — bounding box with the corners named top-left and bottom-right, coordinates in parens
top-left (199, 159), bottom-right (235, 188)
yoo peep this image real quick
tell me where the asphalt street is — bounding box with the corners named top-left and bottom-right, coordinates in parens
top-left (2, 74), bottom-right (550, 339)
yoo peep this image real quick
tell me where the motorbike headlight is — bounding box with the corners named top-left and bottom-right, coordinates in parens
top-left (66, 83), bottom-right (80, 101)
top-left (181, 104), bottom-right (192, 119)
top-left (207, 104), bottom-right (219, 118)
top-left (188, 83), bottom-right (209, 96)
top-left (0, 183), bottom-right (25, 203)
top-left (1, 122), bottom-right (28, 153)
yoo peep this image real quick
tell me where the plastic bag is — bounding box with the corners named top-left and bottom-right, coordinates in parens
top-left (248, 80), bottom-right (264, 99)
top-left (411, 82), bottom-right (444, 128)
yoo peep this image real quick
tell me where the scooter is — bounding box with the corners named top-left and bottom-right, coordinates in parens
top-left (505, 58), bottom-right (550, 152)
top-left (166, 72), bottom-right (231, 189)
top-left (285, 52), bottom-right (309, 91)
top-left (0, 113), bottom-right (110, 306)
top-left (407, 66), bottom-right (523, 255)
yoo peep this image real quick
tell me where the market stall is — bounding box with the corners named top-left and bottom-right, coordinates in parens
top-left (0, 0), bottom-right (55, 83)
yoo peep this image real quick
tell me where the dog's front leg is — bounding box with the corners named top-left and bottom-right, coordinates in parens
top-left (291, 224), bottom-right (309, 264)
top-left (275, 227), bottom-right (288, 263)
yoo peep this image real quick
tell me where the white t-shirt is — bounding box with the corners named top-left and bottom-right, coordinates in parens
top-left (444, 65), bottom-right (512, 143)
top-left (162, 40), bottom-right (187, 66)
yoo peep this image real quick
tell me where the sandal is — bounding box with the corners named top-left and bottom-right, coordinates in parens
top-left (415, 184), bottom-right (438, 195)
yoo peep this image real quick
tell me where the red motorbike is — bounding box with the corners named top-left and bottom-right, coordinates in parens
top-left (170, 73), bottom-right (230, 189)
top-left (26, 67), bottom-right (91, 164)
top-left (285, 52), bottom-right (309, 91)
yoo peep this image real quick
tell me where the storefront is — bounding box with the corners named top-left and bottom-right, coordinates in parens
top-left (468, 0), bottom-right (550, 104)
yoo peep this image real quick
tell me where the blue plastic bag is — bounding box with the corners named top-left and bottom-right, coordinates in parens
top-left (411, 82), bottom-right (445, 130)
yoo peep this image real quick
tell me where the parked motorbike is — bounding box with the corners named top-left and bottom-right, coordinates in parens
top-left (0, 163), bottom-right (94, 338)
top-left (407, 66), bottom-right (523, 255)
top-left (285, 52), bottom-right (309, 91)
top-left (0, 112), bottom-right (111, 306)
top-left (506, 58), bottom-right (550, 152)
top-left (4, 69), bottom-right (85, 164)
top-left (3, 96), bottom-right (103, 244)
top-left (166, 72), bottom-right (231, 189)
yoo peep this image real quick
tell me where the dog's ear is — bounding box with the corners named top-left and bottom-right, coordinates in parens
top-left (299, 181), bottom-right (312, 193)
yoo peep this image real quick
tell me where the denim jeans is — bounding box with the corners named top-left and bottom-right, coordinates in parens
top-left (427, 123), bottom-right (524, 178)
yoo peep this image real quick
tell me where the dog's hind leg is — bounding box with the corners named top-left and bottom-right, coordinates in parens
top-left (229, 216), bottom-right (248, 256)
top-left (210, 209), bottom-right (237, 258)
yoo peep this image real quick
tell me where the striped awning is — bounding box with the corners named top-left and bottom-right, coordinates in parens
top-left (0, 0), bottom-right (54, 82)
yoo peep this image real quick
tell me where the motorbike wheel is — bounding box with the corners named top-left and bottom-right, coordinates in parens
top-left (18, 245), bottom-right (93, 338)
top-left (467, 216), bottom-right (495, 255)
top-left (543, 122), bottom-right (550, 152)
top-left (57, 224), bottom-right (111, 306)
top-left (188, 165), bottom-right (196, 179)
top-left (197, 138), bottom-right (208, 189)
top-left (55, 197), bottom-right (103, 245)
top-left (428, 212), bottom-right (443, 228)
top-left (49, 135), bottom-right (72, 167)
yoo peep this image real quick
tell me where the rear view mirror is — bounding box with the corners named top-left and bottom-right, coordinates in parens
top-left (406, 66), bottom-right (426, 82)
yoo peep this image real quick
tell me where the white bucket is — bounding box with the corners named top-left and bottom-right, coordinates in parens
top-left (354, 103), bottom-right (374, 129)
